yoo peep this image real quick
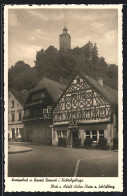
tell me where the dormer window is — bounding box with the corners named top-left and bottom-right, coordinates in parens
top-left (32, 93), bottom-right (46, 101)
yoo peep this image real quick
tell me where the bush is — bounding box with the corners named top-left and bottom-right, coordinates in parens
top-left (73, 138), bottom-right (81, 148)
top-left (84, 138), bottom-right (93, 149)
top-left (98, 138), bottom-right (107, 150)
top-left (113, 138), bottom-right (118, 149)
top-left (58, 137), bottom-right (66, 147)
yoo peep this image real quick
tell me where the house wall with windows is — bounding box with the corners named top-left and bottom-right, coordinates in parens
top-left (8, 90), bottom-right (24, 140)
top-left (52, 73), bottom-right (118, 149)
top-left (23, 77), bottom-right (65, 144)
top-left (23, 89), bottom-right (53, 143)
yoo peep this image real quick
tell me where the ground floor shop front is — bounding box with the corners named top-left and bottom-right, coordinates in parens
top-left (23, 120), bottom-right (52, 144)
top-left (52, 123), bottom-right (118, 149)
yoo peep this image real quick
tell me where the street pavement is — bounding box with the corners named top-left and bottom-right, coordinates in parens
top-left (8, 145), bottom-right (33, 154)
top-left (8, 143), bottom-right (118, 177)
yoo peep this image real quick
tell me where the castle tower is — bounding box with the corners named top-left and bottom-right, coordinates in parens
top-left (59, 25), bottom-right (71, 51)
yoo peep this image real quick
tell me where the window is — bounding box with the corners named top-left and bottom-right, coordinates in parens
top-left (85, 110), bottom-right (91, 118)
top-left (25, 110), bottom-right (31, 117)
top-left (72, 94), bottom-right (77, 100)
top-left (42, 93), bottom-right (46, 98)
top-left (92, 130), bottom-right (97, 142)
top-left (62, 130), bottom-right (67, 138)
top-left (100, 108), bottom-right (106, 118)
top-left (18, 111), bottom-right (22, 121)
top-left (11, 112), bottom-right (15, 121)
top-left (99, 130), bottom-right (104, 139)
top-left (86, 130), bottom-right (90, 139)
top-left (43, 109), bottom-right (47, 114)
top-left (32, 93), bottom-right (44, 101)
top-left (47, 106), bottom-right (52, 113)
top-left (11, 100), bottom-right (14, 108)
top-left (80, 92), bottom-right (85, 100)
top-left (57, 113), bottom-right (62, 121)
top-left (72, 112), bottom-right (77, 119)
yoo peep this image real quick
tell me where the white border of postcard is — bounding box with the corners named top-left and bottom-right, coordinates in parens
top-left (4, 4), bottom-right (123, 192)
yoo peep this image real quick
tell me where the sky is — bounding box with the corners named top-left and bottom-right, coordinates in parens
top-left (8, 7), bottom-right (118, 68)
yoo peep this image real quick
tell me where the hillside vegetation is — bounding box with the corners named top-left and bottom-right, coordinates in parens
top-left (8, 41), bottom-right (118, 91)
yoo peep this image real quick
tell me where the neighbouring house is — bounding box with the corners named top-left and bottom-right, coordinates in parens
top-left (51, 72), bottom-right (118, 149)
top-left (8, 89), bottom-right (28, 141)
top-left (23, 77), bottom-right (65, 144)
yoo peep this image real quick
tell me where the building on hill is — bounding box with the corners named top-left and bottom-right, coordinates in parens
top-left (8, 89), bottom-right (28, 141)
top-left (59, 25), bottom-right (71, 51)
top-left (23, 77), bottom-right (65, 144)
top-left (51, 72), bottom-right (118, 149)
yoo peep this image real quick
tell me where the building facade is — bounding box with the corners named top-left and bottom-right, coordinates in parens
top-left (8, 89), bottom-right (28, 141)
top-left (52, 72), bottom-right (118, 149)
top-left (59, 25), bottom-right (71, 51)
top-left (23, 77), bottom-right (65, 144)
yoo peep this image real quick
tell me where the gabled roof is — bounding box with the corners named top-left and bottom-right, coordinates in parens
top-left (55, 72), bottom-right (118, 107)
top-left (9, 89), bottom-right (28, 107)
top-left (31, 77), bottom-right (66, 103)
top-left (81, 73), bottom-right (118, 105)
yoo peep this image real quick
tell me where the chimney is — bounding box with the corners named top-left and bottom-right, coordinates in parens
top-left (97, 78), bottom-right (103, 87)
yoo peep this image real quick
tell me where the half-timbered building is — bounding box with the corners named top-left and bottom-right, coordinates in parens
top-left (52, 72), bottom-right (118, 149)
top-left (23, 77), bottom-right (65, 144)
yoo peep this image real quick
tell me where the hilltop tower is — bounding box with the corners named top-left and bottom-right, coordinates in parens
top-left (59, 25), bottom-right (71, 51)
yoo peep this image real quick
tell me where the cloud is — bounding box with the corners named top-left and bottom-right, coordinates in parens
top-left (8, 8), bottom-right (118, 67)
top-left (8, 10), bottom-right (19, 27)
top-left (9, 42), bottom-right (42, 67)
top-left (27, 9), bottom-right (64, 22)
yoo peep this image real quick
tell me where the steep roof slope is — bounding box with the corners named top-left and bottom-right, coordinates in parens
top-left (81, 73), bottom-right (118, 105)
top-left (31, 77), bottom-right (66, 103)
top-left (9, 89), bottom-right (28, 107)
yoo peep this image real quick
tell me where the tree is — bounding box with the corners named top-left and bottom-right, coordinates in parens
top-left (9, 42), bottom-right (118, 91)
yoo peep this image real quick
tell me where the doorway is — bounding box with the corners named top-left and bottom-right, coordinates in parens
top-left (12, 128), bottom-right (15, 140)
top-left (72, 129), bottom-right (79, 148)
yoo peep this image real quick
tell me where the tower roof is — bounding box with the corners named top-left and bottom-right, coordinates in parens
top-left (63, 25), bottom-right (67, 31)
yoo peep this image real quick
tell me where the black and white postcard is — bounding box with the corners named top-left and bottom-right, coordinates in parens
top-left (4, 4), bottom-right (123, 192)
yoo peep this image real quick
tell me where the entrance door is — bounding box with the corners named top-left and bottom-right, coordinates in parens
top-left (12, 128), bottom-right (15, 140)
top-left (72, 130), bottom-right (79, 148)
